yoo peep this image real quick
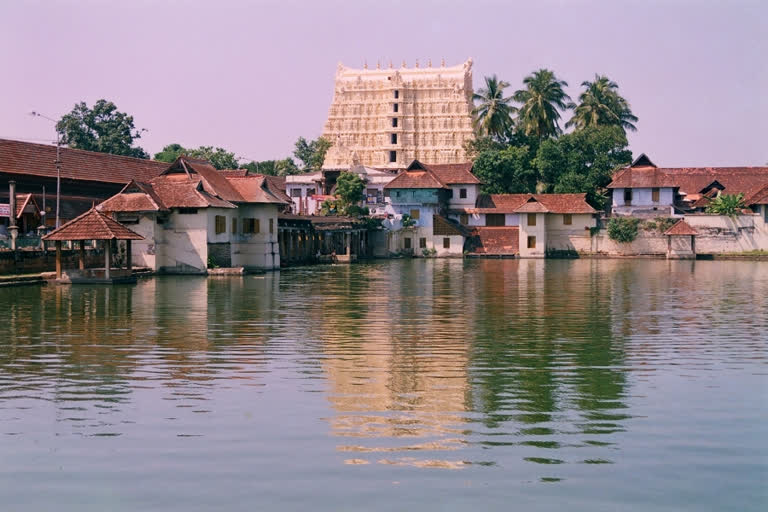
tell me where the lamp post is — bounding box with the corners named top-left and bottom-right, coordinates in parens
top-left (30, 111), bottom-right (62, 228)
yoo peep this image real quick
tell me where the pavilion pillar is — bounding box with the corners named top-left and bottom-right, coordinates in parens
top-left (345, 232), bottom-right (351, 257)
top-left (666, 236), bottom-right (671, 259)
top-left (78, 240), bottom-right (86, 270)
top-left (691, 235), bottom-right (696, 256)
top-left (126, 240), bottom-right (132, 271)
top-left (104, 240), bottom-right (111, 279)
top-left (55, 240), bottom-right (62, 279)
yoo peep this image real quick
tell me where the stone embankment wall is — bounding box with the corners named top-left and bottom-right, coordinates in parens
top-left (556, 214), bottom-right (768, 256)
top-left (0, 249), bottom-right (105, 275)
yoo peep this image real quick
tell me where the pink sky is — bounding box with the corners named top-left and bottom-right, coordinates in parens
top-left (1, 0), bottom-right (766, 167)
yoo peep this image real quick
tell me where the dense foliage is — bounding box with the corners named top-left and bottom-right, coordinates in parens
top-left (154, 144), bottom-right (239, 170)
top-left (705, 193), bottom-right (746, 216)
top-left (335, 172), bottom-right (365, 210)
top-left (607, 217), bottom-right (640, 243)
top-left (469, 69), bottom-right (638, 207)
top-left (293, 137), bottom-right (331, 171)
top-left (57, 99), bottom-right (149, 158)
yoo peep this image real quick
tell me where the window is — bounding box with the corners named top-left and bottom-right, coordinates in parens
top-left (243, 218), bottom-right (260, 234)
top-left (290, 189), bottom-right (302, 198)
top-left (419, 237), bottom-right (427, 248)
top-left (178, 208), bottom-right (198, 214)
top-left (215, 215), bottom-right (226, 234)
top-left (459, 214), bottom-right (468, 225)
top-left (624, 188), bottom-right (633, 204)
top-left (392, 118), bottom-right (398, 128)
top-left (231, 218), bottom-right (237, 234)
top-left (652, 187), bottom-right (660, 202)
top-left (393, 103), bottom-right (399, 113)
top-left (391, 133), bottom-right (397, 144)
top-left (527, 213), bottom-right (537, 226)
top-left (563, 214), bottom-right (572, 225)
top-left (307, 188), bottom-right (316, 196)
top-left (459, 188), bottom-right (467, 199)
top-left (269, 218), bottom-right (274, 234)
top-left (443, 237), bottom-right (450, 249)
top-left (409, 209), bottom-right (420, 220)
top-left (389, 150), bottom-right (397, 163)
top-left (394, 90), bottom-right (399, 99)
top-left (486, 214), bottom-right (505, 226)
top-left (404, 237), bottom-right (412, 249)
top-left (527, 236), bottom-right (536, 249)
top-left (447, 189), bottom-right (454, 198)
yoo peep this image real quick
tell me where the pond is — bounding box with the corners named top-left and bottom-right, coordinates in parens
top-left (0, 259), bottom-right (766, 511)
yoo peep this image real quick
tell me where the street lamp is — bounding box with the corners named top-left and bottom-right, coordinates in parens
top-left (29, 111), bottom-right (62, 228)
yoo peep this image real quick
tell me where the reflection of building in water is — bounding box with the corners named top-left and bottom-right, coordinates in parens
top-left (319, 260), bottom-right (474, 467)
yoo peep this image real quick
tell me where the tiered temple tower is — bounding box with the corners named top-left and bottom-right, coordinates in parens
top-left (321, 59), bottom-right (475, 169)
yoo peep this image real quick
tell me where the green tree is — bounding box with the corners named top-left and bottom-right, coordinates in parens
top-left (607, 217), bottom-right (640, 243)
top-left (56, 99), bottom-right (149, 158)
top-left (154, 143), bottom-right (186, 163)
top-left (239, 160), bottom-right (277, 175)
top-left (473, 145), bottom-right (537, 194)
top-left (705, 193), bottom-right (745, 216)
top-left (513, 69), bottom-right (573, 141)
top-left (335, 171), bottom-right (365, 214)
top-left (293, 136), bottom-right (331, 171)
top-left (472, 75), bottom-right (515, 140)
top-left (154, 144), bottom-right (239, 170)
top-left (566, 74), bottom-right (638, 132)
top-left (275, 158), bottom-right (300, 176)
top-left (536, 125), bottom-right (632, 209)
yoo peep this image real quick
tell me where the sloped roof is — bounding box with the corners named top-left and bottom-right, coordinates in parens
top-left (664, 220), bottom-right (698, 236)
top-left (14, 193), bottom-right (40, 218)
top-left (98, 157), bottom-right (289, 213)
top-left (385, 169), bottom-right (446, 189)
top-left (743, 183), bottom-right (768, 205)
top-left (425, 163), bottom-right (479, 184)
top-left (43, 208), bottom-right (144, 241)
top-left (608, 164), bottom-right (768, 198)
top-left (433, 215), bottom-right (469, 236)
top-left (473, 193), bottom-right (596, 214)
top-left (468, 227), bottom-right (519, 255)
top-left (228, 176), bottom-right (289, 204)
top-left (0, 138), bottom-right (167, 184)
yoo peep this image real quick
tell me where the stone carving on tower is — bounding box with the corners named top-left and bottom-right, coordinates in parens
top-left (321, 58), bottom-right (475, 169)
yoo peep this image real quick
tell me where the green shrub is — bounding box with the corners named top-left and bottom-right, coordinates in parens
top-left (706, 193), bottom-right (745, 216)
top-left (607, 217), bottom-right (640, 243)
top-left (422, 247), bottom-right (437, 257)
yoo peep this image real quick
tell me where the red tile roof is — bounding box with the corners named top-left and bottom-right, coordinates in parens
top-left (608, 163), bottom-right (768, 200)
top-left (97, 157), bottom-right (289, 213)
top-left (14, 193), bottom-right (39, 218)
top-left (423, 162), bottom-right (480, 184)
top-left (43, 208), bottom-right (144, 241)
top-left (664, 220), bottom-right (698, 236)
top-left (0, 138), bottom-right (167, 184)
top-left (472, 193), bottom-right (596, 214)
top-left (468, 227), bottom-right (519, 255)
top-left (384, 170), bottom-right (446, 189)
top-left (432, 215), bottom-right (469, 236)
top-left (385, 159), bottom-right (479, 189)
top-left (743, 183), bottom-right (768, 205)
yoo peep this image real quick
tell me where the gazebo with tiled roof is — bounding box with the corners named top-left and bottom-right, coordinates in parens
top-left (42, 208), bottom-right (143, 282)
top-left (663, 220), bottom-right (698, 259)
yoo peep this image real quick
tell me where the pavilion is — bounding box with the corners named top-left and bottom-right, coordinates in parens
top-left (664, 220), bottom-right (698, 259)
top-left (42, 208), bottom-right (144, 283)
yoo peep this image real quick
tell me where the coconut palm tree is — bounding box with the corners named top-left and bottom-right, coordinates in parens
top-left (566, 74), bottom-right (638, 132)
top-left (512, 69), bottom-right (573, 140)
top-left (472, 75), bottom-right (515, 140)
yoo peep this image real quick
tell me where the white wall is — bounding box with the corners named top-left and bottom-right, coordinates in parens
top-left (447, 184), bottom-right (479, 209)
top-left (447, 212), bottom-right (520, 227)
top-left (544, 213), bottom-right (596, 252)
top-left (158, 209), bottom-right (208, 272)
top-left (386, 227), bottom-right (463, 257)
top-left (518, 212), bottom-right (547, 258)
top-left (231, 204), bottom-right (280, 270)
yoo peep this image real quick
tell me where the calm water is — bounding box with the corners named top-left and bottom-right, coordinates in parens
top-left (0, 259), bottom-right (766, 511)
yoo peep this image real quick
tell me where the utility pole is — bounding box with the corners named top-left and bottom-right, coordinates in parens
top-left (30, 111), bottom-right (62, 228)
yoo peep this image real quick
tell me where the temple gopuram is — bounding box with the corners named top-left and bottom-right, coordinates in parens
top-left (321, 59), bottom-right (475, 169)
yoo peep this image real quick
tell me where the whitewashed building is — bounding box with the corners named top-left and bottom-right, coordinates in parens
top-left (97, 157), bottom-right (288, 273)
